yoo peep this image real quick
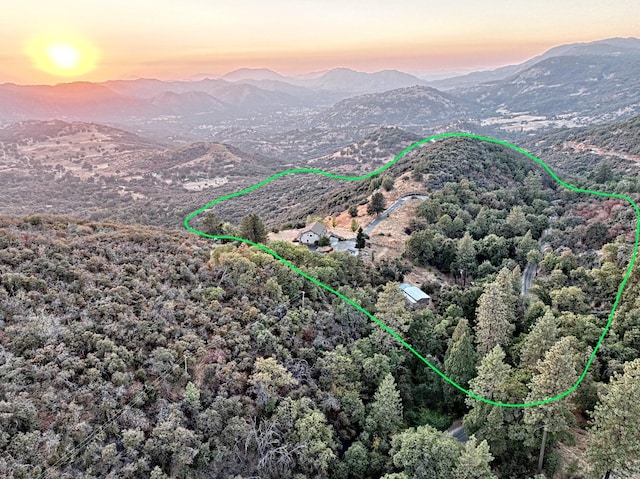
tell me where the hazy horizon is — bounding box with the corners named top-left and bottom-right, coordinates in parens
top-left (1, 0), bottom-right (638, 85)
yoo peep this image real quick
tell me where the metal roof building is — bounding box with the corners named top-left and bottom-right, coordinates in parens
top-left (399, 283), bottom-right (430, 305)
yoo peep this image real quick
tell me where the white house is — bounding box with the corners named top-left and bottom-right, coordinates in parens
top-left (399, 283), bottom-right (430, 308)
top-left (297, 222), bottom-right (328, 246)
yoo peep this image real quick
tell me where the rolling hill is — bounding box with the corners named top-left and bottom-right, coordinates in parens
top-left (430, 36), bottom-right (640, 90)
top-left (459, 53), bottom-right (640, 122)
top-left (318, 85), bottom-right (475, 128)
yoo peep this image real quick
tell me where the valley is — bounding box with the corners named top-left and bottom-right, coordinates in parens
top-left (1, 35), bottom-right (640, 479)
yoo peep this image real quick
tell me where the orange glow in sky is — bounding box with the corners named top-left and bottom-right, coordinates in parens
top-left (1, 0), bottom-right (638, 84)
top-left (24, 35), bottom-right (99, 78)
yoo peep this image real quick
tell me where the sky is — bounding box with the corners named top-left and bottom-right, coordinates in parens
top-left (0, 0), bottom-right (638, 84)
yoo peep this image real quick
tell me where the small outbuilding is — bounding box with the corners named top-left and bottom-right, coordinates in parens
top-left (297, 222), bottom-right (328, 246)
top-left (399, 283), bottom-right (430, 308)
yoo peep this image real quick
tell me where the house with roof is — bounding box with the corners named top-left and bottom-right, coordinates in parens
top-left (296, 222), bottom-right (328, 246)
top-left (399, 283), bottom-right (430, 309)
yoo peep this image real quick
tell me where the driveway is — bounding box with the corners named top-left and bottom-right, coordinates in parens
top-left (363, 194), bottom-right (427, 235)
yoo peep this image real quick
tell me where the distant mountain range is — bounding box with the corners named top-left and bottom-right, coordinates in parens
top-left (0, 37), bottom-right (638, 140)
top-left (428, 36), bottom-right (640, 90)
top-left (458, 52), bottom-right (640, 120)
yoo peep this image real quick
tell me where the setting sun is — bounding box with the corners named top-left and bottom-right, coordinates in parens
top-left (25, 34), bottom-right (99, 78)
top-left (47, 43), bottom-right (81, 70)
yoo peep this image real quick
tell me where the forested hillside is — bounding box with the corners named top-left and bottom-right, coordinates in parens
top-left (2, 158), bottom-right (640, 479)
top-left (1, 117), bottom-right (640, 479)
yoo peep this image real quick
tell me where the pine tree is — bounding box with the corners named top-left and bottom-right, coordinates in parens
top-left (464, 346), bottom-right (511, 457)
top-left (318, 235), bottom-right (331, 247)
top-left (504, 206), bottom-right (529, 237)
top-left (474, 270), bottom-right (516, 357)
top-left (519, 309), bottom-right (558, 369)
top-left (370, 282), bottom-right (411, 353)
top-left (471, 207), bottom-right (494, 238)
top-left (248, 357), bottom-right (297, 408)
top-left (356, 227), bottom-right (366, 249)
top-left (467, 346), bottom-right (511, 405)
top-left (183, 381), bottom-right (200, 411)
top-left (238, 213), bottom-right (267, 244)
top-left (456, 232), bottom-right (477, 285)
top-left (516, 230), bottom-right (538, 266)
top-left (201, 211), bottom-right (224, 236)
top-left (389, 424), bottom-right (462, 479)
top-left (524, 336), bottom-right (580, 474)
top-left (272, 397), bottom-right (336, 477)
top-left (444, 319), bottom-right (477, 410)
top-left (453, 436), bottom-right (497, 479)
top-left (367, 192), bottom-right (386, 216)
top-left (337, 441), bottom-right (369, 479)
top-left (366, 373), bottom-right (403, 440)
top-left (586, 359), bottom-right (640, 479)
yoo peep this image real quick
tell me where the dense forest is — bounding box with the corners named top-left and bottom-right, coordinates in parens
top-left (1, 131), bottom-right (640, 478)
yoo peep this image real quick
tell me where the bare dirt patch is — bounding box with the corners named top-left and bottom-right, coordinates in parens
top-left (329, 172), bottom-right (426, 231)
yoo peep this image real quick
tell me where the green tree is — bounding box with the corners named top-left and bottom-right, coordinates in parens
top-left (474, 270), bottom-right (516, 357)
top-left (238, 213), bottom-right (267, 244)
top-left (464, 346), bottom-right (512, 457)
top-left (456, 232), bottom-right (477, 286)
top-left (431, 232), bottom-right (457, 273)
top-left (417, 198), bottom-right (442, 222)
top-left (337, 441), bottom-right (369, 479)
top-left (183, 381), bottom-right (201, 411)
top-left (356, 227), bottom-right (366, 249)
top-left (524, 336), bottom-right (580, 474)
top-left (515, 230), bottom-right (538, 267)
top-left (504, 206), bottom-right (529, 238)
top-left (522, 171), bottom-right (544, 202)
top-left (317, 344), bottom-right (361, 393)
top-left (477, 234), bottom-right (508, 267)
top-left (368, 192), bottom-right (386, 216)
top-left (382, 175), bottom-right (395, 191)
top-left (449, 215), bottom-right (466, 239)
top-left (295, 406), bottom-right (336, 476)
top-left (248, 357), bottom-right (298, 408)
top-left (519, 309), bottom-right (558, 369)
top-left (365, 373), bottom-right (404, 441)
top-left (318, 236), bottom-right (331, 247)
top-left (260, 411), bottom-right (333, 476)
top-left (586, 359), bottom-right (640, 479)
top-left (144, 406), bottom-right (200, 475)
top-left (370, 283), bottom-right (412, 360)
top-left (406, 229), bottom-right (435, 266)
top-left (593, 161), bottom-right (613, 184)
top-left (470, 207), bottom-right (495, 239)
top-left (550, 286), bottom-right (589, 314)
top-left (389, 424), bottom-right (462, 479)
top-left (453, 436), bottom-right (497, 479)
top-left (349, 205), bottom-right (359, 217)
top-left (444, 319), bottom-right (477, 411)
top-left (201, 211), bottom-right (224, 236)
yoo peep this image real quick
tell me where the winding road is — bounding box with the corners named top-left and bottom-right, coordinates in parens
top-left (521, 262), bottom-right (537, 296)
top-left (363, 193), bottom-right (427, 235)
top-left (522, 241), bottom-right (550, 296)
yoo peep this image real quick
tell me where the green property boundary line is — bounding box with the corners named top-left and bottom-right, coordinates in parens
top-left (184, 132), bottom-right (640, 408)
